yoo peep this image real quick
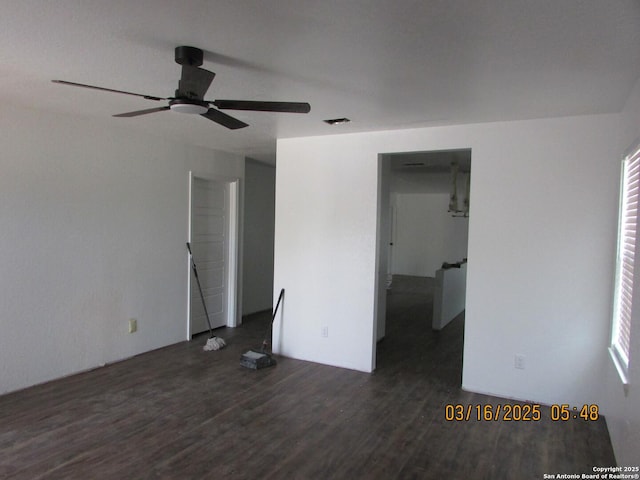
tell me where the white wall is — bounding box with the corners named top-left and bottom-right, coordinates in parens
top-left (601, 76), bottom-right (640, 466)
top-left (242, 159), bottom-right (275, 315)
top-left (0, 105), bottom-right (244, 395)
top-left (275, 113), bottom-right (621, 408)
top-left (273, 142), bottom-right (380, 372)
top-left (391, 193), bottom-right (469, 277)
top-left (375, 156), bottom-right (391, 343)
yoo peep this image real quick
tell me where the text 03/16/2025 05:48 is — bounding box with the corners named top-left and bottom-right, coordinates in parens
top-left (444, 404), bottom-right (600, 422)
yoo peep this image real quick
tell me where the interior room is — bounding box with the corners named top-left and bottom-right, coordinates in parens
top-left (1, 1), bottom-right (639, 477)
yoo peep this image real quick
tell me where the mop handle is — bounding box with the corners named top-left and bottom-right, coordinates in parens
top-left (262, 288), bottom-right (285, 352)
top-left (186, 242), bottom-right (214, 337)
top-left (186, 242), bottom-right (195, 270)
top-left (272, 288), bottom-right (285, 322)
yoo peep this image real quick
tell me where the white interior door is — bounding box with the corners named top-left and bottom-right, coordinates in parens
top-left (190, 177), bottom-right (229, 335)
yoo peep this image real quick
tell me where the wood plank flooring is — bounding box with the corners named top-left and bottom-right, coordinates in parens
top-left (0, 275), bottom-right (615, 479)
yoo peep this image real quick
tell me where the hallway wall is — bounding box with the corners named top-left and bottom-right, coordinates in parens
top-left (391, 193), bottom-right (468, 277)
top-left (242, 159), bottom-right (276, 315)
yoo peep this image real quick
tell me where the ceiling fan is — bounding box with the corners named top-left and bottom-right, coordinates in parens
top-left (52, 46), bottom-right (310, 130)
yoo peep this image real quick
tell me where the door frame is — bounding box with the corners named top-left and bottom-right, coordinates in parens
top-left (187, 171), bottom-right (241, 339)
top-left (374, 149), bottom-right (471, 369)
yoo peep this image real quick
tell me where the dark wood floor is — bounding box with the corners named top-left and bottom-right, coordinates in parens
top-left (0, 276), bottom-right (615, 479)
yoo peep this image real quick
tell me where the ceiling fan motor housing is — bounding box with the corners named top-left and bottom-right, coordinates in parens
top-left (174, 46), bottom-right (203, 67)
top-left (169, 98), bottom-right (208, 115)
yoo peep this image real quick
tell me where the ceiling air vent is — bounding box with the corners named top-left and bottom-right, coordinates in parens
top-left (323, 117), bottom-right (350, 125)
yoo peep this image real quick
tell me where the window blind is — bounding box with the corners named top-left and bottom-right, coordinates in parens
top-left (612, 144), bottom-right (640, 373)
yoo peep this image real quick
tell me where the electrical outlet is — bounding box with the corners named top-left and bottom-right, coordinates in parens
top-left (128, 318), bottom-right (137, 334)
top-left (321, 326), bottom-right (329, 338)
top-left (514, 354), bottom-right (525, 370)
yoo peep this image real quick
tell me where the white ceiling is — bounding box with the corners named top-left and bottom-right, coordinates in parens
top-left (2, 0), bottom-right (639, 164)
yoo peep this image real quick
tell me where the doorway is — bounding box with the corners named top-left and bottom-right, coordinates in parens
top-left (375, 149), bottom-right (471, 370)
top-left (188, 173), bottom-right (240, 338)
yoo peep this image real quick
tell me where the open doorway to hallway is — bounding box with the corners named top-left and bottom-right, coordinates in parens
top-left (375, 149), bottom-right (471, 377)
top-left (187, 172), bottom-right (240, 339)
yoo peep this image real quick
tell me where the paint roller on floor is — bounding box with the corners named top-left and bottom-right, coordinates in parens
top-left (186, 242), bottom-right (227, 351)
top-left (240, 288), bottom-right (284, 369)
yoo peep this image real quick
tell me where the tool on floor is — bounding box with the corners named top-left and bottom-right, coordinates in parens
top-left (240, 288), bottom-right (285, 369)
top-left (186, 242), bottom-right (226, 352)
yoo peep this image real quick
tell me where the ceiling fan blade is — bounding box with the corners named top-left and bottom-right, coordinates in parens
top-left (113, 106), bottom-right (170, 117)
top-left (52, 80), bottom-right (166, 101)
top-left (212, 100), bottom-right (311, 113)
top-left (177, 66), bottom-right (215, 100)
top-left (201, 108), bottom-right (248, 129)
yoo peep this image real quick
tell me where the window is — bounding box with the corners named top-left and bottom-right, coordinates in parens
top-left (611, 142), bottom-right (640, 383)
